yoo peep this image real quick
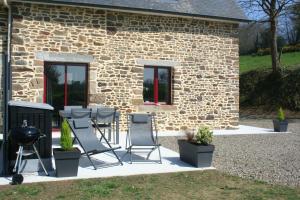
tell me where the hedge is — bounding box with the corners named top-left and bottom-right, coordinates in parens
top-left (240, 68), bottom-right (300, 111)
top-left (255, 44), bottom-right (300, 56)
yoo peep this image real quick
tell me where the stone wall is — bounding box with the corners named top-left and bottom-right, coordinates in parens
top-left (10, 3), bottom-right (239, 131)
top-left (0, 6), bottom-right (7, 133)
top-left (0, 6), bottom-right (7, 54)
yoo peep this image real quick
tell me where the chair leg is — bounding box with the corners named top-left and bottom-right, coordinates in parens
top-left (99, 128), bottom-right (103, 142)
top-left (125, 132), bottom-right (128, 149)
top-left (146, 147), bottom-right (156, 160)
top-left (113, 125), bottom-right (116, 144)
top-left (86, 154), bottom-right (97, 170)
top-left (129, 147), bottom-right (133, 164)
top-left (158, 146), bottom-right (162, 164)
top-left (111, 149), bottom-right (123, 166)
top-left (108, 128), bottom-right (112, 142)
top-left (33, 144), bottom-right (49, 176)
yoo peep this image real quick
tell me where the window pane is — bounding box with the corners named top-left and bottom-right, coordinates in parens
top-left (158, 68), bottom-right (170, 103)
top-left (67, 65), bottom-right (87, 106)
top-left (143, 68), bottom-right (154, 103)
top-left (45, 64), bottom-right (65, 127)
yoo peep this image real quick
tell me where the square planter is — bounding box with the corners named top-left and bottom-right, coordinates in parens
top-left (178, 140), bottom-right (214, 168)
top-left (53, 147), bottom-right (81, 177)
top-left (273, 119), bottom-right (288, 132)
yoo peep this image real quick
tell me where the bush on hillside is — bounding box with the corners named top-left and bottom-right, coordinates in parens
top-left (240, 68), bottom-right (300, 111)
top-left (254, 44), bottom-right (300, 56)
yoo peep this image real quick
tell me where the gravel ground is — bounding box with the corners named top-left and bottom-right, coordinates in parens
top-left (159, 119), bottom-right (300, 187)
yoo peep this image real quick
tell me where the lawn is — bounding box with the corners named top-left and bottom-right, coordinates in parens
top-left (0, 170), bottom-right (299, 200)
top-left (240, 51), bottom-right (300, 73)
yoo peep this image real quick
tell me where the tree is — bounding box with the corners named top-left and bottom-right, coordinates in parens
top-left (239, 0), bottom-right (299, 72)
top-left (239, 23), bottom-right (265, 55)
top-left (290, 2), bottom-right (300, 43)
top-left (281, 2), bottom-right (300, 45)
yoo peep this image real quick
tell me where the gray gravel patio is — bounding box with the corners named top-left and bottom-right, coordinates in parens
top-left (159, 118), bottom-right (300, 187)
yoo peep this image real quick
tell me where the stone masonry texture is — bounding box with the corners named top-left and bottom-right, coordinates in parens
top-left (9, 3), bottom-right (239, 131)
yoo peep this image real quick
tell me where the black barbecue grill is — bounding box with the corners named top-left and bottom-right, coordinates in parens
top-left (10, 125), bottom-right (42, 146)
top-left (3, 101), bottom-right (54, 177)
top-left (9, 120), bottom-right (49, 184)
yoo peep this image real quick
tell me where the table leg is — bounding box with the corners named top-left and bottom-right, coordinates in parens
top-left (116, 115), bottom-right (119, 144)
top-left (108, 129), bottom-right (112, 142)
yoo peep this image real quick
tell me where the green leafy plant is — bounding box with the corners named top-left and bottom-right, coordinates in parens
top-left (277, 107), bottom-right (285, 121)
top-left (60, 119), bottom-right (73, 151)
top-left (195, 127), bottom-right (213, 145)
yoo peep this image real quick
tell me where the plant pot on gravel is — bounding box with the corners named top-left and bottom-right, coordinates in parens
top-left (273, 107), bottom-right (288, 132)
top-left (178, 127), bottom-right (215, 168)
top-left (53, 119), bottom-right (81, 177)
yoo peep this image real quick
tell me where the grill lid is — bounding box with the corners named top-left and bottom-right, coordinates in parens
top-left (10, 120), bottom-right (42, 146)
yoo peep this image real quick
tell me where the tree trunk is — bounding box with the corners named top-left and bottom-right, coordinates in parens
top-left (270, 18), bottom-right (279, 72)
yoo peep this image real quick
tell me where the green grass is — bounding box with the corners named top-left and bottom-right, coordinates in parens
top-left (240, 51), bottom-right (300, 73)
top-left (0, 170), bottom-right (299, 200)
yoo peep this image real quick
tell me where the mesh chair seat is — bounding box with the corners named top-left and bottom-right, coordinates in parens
top-left (95, 107), bottom-right (116, 143)
top-left (126, 113), bottom-right (162, 163)
top-left (71, 108), bottom-right (92, 119)
top-left (67, 118), bottom-right (123, 169)
top-left (64, 106), bottom-right (83, 113)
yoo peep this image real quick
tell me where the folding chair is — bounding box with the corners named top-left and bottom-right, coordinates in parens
top-left (70, 108), bottom-right (92, 119)
top-left (125, 113), bottom-right (162, 164)
top-left (95, 107), bottom-right (116, 143)
top-left (67, 118), bottom-right (123, 170)
top-left (64, 106), bottom-right (83, 114)
top-left (87, 104), bottom-right (105, 114)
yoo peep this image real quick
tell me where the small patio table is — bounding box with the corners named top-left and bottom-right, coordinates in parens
top-left (59, 109), bottom-right (120, 144)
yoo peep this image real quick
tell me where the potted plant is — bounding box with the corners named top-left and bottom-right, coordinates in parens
top-left (53, 119), bottom-right (81, 177)
top-left (273, 107), bottom-right (288, 132)
top-left (178, 127), bottom-right (214, 168)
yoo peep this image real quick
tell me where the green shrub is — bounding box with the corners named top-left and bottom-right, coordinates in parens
top-left (255, 44), bottom-right (300, 56)
top-left (277, 107), bottom-right (285, 121)
top-left (282, 44), bottom-right (300, 53)
top-left (195, 127), bottom-right (213, 145)
top-left (240, 68), bottom-right (300, 111)
top-left (60, 119), bottom-right (73, 151)
top-left (257, 48), bottom-right (271, 56)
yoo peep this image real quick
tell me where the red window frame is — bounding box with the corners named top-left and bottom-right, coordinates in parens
top-left (43, 62), bottom-right (89, 106)
top-left (143, 66), bottom-right (171, 105)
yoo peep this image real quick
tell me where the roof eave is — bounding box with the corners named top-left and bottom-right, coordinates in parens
top-left (11, 0), bottom-right (251, 23)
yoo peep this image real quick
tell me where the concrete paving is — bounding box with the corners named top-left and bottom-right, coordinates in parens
top-left (0, 124), bottom-right (285, 185)
top-left (157, 125), bottom-right (289, 137)
top-left (0, 133), bottom-right (213, 185)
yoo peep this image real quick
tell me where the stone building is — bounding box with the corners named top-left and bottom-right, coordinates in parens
top-left (0, 0), bottom-right (248, 132)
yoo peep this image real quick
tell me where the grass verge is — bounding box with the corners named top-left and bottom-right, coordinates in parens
top-left (240, 51), bottom-right (300, 73)
top-left (0, 170), bottom-right (299, 200)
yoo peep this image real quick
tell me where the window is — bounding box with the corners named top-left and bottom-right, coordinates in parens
top-left (44, 62), bottom-right (88, 128)
top-left (143, 66), bottom-right (171, 105)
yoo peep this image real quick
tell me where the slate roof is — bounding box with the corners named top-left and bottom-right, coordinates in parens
top-left (20, 0), bottom-right (249, 22)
